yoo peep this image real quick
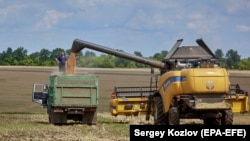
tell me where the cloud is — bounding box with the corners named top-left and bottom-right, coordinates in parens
top-left (236, 25), bottom-right (250, 32)
top-left (186, 13), bottom-right (215, 33)
top-left (0, 9), bottom-right (8, 23)
top-left (33, 9), bottom-right (72, 31)
top-left (0, 3), bottom-right (30, 24)
top-left (227, 0), bottom-right (250, 13)
top-left (65, 0), bottom-right (120, 9)
top-left (0, 0), bottom-right (249, 58)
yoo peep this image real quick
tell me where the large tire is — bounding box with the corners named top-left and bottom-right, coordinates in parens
top-left (168, 107), bottom-right (180, 125)
top-left (49, 107), bottom-right (67, 125)
top-left (82, 109), bottom-right (97, 125)
top-left (47, 106), bottom-right (52, 123)
top-left (153, 96), bottom-right (167, 125)
top-left (221, 109), bottom-right (233, 125)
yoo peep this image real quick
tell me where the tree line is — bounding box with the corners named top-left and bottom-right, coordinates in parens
top-left (0, 46), bottom-right (249, 70)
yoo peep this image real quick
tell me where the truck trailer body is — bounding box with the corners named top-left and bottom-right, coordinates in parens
top-left (32, 74), bottom-right (99, 125)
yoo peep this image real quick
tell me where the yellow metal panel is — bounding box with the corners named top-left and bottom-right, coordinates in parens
top-left (159, 70), bottom-right (184, 112)
top-left (226, 95), bottom-right (249, 113)
top-left (161, 82), bottom-right (183, 112)
top-left (193, 77), bottom-right (229, 93)
top-left (181, 68), bottom-right (229, 94)
top-left (110, 97), bottom-right (150, 116)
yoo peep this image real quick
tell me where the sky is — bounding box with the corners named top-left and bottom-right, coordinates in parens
top-left (0, 0), bottom-right (250, 59)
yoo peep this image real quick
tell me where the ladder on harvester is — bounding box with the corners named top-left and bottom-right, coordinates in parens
top-left (146, 68), bottom-right (160, 121)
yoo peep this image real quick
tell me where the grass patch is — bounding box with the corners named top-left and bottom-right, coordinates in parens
top-left (0, 113), bottom-right (130, 141)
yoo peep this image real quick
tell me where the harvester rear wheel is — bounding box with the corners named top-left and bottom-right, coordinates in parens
top-left (153, 96), bottom-right (167, 125)
top-left (168, 107), bottom-right (180, 125)
top-left (221, 109), bottom-right (233, 125)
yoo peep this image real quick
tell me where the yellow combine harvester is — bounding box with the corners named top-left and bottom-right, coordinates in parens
top-left (69, 38), bottom-right (249, 125)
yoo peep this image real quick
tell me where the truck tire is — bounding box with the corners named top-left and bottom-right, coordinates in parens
top-left (168, 107), bottom-right (180, 125)
top-left (49, 107), bottom-right (67, 125)
top-left (153, 96), bottom-right (167, 125)
top-left (221, 109), bottom-right (233, 125)
top-left (47, 106), bottom-right (52, 123)
top-left (82, 110), bottom-right (97, 125)
top-left (49, 114), bottom-right (52, 123)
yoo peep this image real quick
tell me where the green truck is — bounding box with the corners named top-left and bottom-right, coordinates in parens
top-left (32, 74), bottom-right (99, 125)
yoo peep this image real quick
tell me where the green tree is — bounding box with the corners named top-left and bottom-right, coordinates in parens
top-left (19, 56), bottom-right (34, 66)
top-left (65, 49), bottom-right (71, 57)
top-left (134, 51), bottom-right (142, 57)
top-left (84, 51), bottom-right (96, 57)
top-left (113, 50), bottom-right (131, 68)
top-left (225, 49), bottom-right (241, 69)
top-left (51, 48), bottom-right (65, 59)
top-left (0, 47), bottom-right (13, 65)
top-left (78, 51), bottom-right (97, 67)
top-left (214, 49), bottom-right (226, 67)
top-left (39, 49), bottom-right (51, 65)
top-left (215, 49), bottom-right (224, 59)
top-left (134, 51), bottom-right (146, 68)
top-left (12, 47), bottom-right (28, 65)
top-left (97, 54), bottom-right (115, 68)
top-left (238, 58), bottom-right (250, 70)
top-left (152, 50), bottom-right (168, 61)
top-left (29, 52), bottom-right (41, 66)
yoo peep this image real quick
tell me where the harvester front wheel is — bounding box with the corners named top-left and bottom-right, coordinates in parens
top-left (221, 109), bottom-right (233, 125)
top-left (153, 96), bottom-right (167, 125)
top-left (168, 107), bottom-right (180, 125)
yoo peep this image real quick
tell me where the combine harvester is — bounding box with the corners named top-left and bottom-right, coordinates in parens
top-left (33, 38), bottom-right (249, 125)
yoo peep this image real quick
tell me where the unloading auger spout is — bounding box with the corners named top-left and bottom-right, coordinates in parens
top-left (70, 39), bottom-right (166, 69)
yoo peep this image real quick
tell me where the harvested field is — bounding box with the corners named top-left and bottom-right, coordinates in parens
top-left (0, 66), bottom-right (249, 141)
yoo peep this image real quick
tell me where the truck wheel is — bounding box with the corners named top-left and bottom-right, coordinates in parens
top-left (47, 106), bottom-right (52, 123)
top-left (168, 107), bottom-right (180, 125)
top-left (49, 107), bottom-right (67, 125)
top-left (153, 96), bottom-right (167, 125)
top-left (221, 109), bottom-right (233, 125)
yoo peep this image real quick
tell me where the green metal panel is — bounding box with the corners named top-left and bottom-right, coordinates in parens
top-left (48, 74), bottom-right (99, 107)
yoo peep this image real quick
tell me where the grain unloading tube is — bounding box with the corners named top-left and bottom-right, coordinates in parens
top-left (69, 39), bottom-right (166, 69)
